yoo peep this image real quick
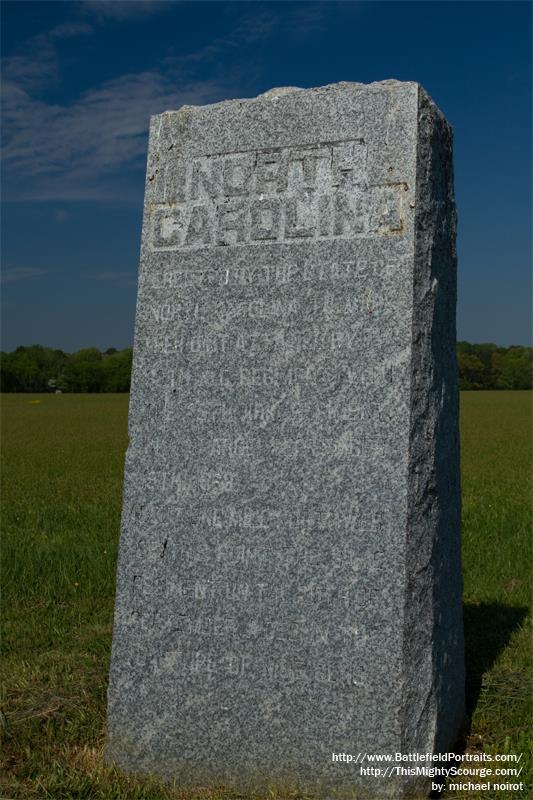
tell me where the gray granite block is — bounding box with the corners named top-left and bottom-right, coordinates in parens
top-left (106, 81), bottom-right (464, 799)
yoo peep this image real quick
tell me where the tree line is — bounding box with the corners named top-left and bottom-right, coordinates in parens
top-left (0, 342), bottom-right (531, 393)
top-left (457, 341), bottom-right (531, 390)
top-left (0, 346), bottom-right (132, 393)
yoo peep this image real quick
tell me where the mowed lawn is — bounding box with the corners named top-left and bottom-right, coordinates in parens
top-left (1, 392), bottom-right (531, 800)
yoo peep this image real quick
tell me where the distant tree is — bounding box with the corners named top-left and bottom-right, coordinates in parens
top-left (57, 347), bottom-right (132, 392)
top-left (492, 347), bottom-right (532, 390)
top-left (101, 348), bottom-right (132, 392)
top-left (457, 342), bottom-right (496, 389)
top-left (457, 342), bottom-right (532, 390)
top-left (457, 352), bottom-right (486, 390)
top-left (61, 348), bottom-right (104, 392)
top-left (0, 351), bottom-right (36, 391)
top-left (0, 345), bottom-right (68, 392)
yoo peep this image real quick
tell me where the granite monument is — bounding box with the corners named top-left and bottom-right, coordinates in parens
top-left (107, 81), bottom-right (464, 799)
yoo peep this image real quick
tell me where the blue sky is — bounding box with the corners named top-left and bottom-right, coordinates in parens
top-left (2, 0), bottom-right (531, 351)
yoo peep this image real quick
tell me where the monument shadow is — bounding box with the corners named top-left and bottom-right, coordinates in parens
top-left (427, 602), bottom-right (528, 798)
top-left (462, 600), bottom-right (528, 724)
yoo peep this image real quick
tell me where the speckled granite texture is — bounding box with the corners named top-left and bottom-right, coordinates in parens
top-left (106, 81), bottom-right (464, 799)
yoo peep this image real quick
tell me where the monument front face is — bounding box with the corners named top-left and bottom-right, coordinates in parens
top-left (107, 82), bottom-right (464, 798)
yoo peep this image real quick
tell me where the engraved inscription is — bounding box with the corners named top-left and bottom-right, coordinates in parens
top-left (142, 259), bottom-right (370, 290)
top-left (148, 139), bottom-right (408, 249)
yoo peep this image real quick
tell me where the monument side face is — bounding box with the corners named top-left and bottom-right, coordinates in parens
top-left (107, 82), bottom-right (464, 798)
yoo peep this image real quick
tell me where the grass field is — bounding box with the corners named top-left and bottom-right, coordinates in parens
top-left (1, 392), bottom-right (531, 799)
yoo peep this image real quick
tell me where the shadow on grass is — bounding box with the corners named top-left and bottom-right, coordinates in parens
top-left (463, 601), bottom-right (528, 719)
top-left (428, 603), bottom-right (530, 797)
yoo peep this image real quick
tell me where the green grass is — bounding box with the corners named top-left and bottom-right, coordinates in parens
top-left (1, 391), bottom-right (531, 799)
top-left (458, 392), bottom-right (532, 797)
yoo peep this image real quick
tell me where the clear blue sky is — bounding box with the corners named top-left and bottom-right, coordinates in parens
top-left (2, 0), bottom-right (531, 351)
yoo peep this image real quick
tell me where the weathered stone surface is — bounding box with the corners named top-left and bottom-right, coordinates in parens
top-left (107, 81), bottom-right (464, 798)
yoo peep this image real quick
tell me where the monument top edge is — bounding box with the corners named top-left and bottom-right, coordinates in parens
top-left (154, 79), bottom-right (438, 118)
